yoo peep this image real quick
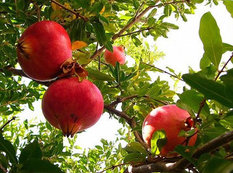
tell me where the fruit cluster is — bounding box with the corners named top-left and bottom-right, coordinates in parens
top-left (17, 21), bottom-right (197, 155)
top-left (17, 21), bottom-right (105, 137)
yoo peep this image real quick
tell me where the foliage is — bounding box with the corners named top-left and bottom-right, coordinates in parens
top-left (1, 0), bottom-right (233, 172)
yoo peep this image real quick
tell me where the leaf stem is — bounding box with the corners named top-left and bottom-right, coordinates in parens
top-left (118, 27), bottom-right (154, 37)
top-left (142, 62), bottom-right (183, 81)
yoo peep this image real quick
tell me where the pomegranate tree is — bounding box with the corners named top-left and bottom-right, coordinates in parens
top-left (104, 46), bottom-right (126, 66)
top-left (142, 104), bottom-right (197, 156)
top-left (17, 21), bottom-right (72, 81)
top-left (42, 77), bottom-right (104, 137)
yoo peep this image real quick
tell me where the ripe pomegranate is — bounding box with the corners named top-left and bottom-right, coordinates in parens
top-left (17, 21), bottom-right (72, 81)
top-left (104, 46), bottom-right (126, 66)
top-left (42, 77), bottom-right (104, 137)
top-left (142, 104), bottom-right (197, 156)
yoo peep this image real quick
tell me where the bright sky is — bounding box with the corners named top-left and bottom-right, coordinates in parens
top-left (18, 2), bottom-right (233, 150)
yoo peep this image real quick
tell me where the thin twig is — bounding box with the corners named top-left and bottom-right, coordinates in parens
top-left (51, 0), bottom-right (88, 21)
top-left (195, 52), bottom-right (233, 123)
top-left (135, 1), bottom-right (146, 17)
top-left (119, 27), bottom-right (154, 37)
top-left (88, 0), bottom-right (188, 61)
top-left (142, 62), bottom-right (183, 81)
top-left (0, 116), bottom-right (16, 132)
top-left (109, 95), bottom-right (138, 107)
top-left (104, 104), bottom-right (149, 150)
top-left (0, 163), bottom-right (7, 173)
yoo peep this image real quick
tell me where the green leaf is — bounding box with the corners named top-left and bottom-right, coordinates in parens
top-left (202, 157), bottom-right (233, 173)
top-left (148, 8), bottom-right (157, 18)
top-left (113, 62), bottom-right (120, 82)
top-left (164, 5), bottom-right (172, 16)
top-left (104, 41), bottom-right (113, 52)
top-left (92, 18), bottom-right (107, 45)
top-left (19, 140), bottom-right (42, 164)
top-left (123, 152), bottom-right (146, 164)
top-left (86, 68), bottom-right (114, 81)
top-left (199, 12), bottom-right (223, 67)
top-left (124, 142), bottom-right (148, 155)
top-left (67, 20), bottom-right (87, 42)
top-left (175, 145), bottom-right (196, 166)
top-left (220, 116), bottom-right (233, 129)
top-left (223, 43), bottom-right (233, 53)
top-left (151, 130), bottom-right (167, 155)
top-left (182, 73), bottom-right (233, 108)
top-left (224, 0), bottom-right (233, 18)
top-left (200, 53), bottom-right (211, 70)
top-left (20, 159), bottom-right (64, 173)
top-left (177, 89), bottom-right (210, 118)
top-left (0, 133), bottom-right (17, 164)
top-left (131, 35), bottom-right (142, 46)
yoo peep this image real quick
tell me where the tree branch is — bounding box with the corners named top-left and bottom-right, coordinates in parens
top-left (0, 163), bottom-right (7, 173)
top-left (51, 0), bottom-right (88, 21)
top-left (124, 129), bottom-right (233, 172)
top-left (89, 0), bottom-right (188, 61)
top-left (0, 67), bottom-right (52, 86)
top-left (104, 104), bottom-right (149, 150)
top-left (0, 116), bottom-right (16, 132)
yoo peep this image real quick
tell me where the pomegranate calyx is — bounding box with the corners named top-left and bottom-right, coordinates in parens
top-left (59, 58), bottom-right (88, 79)
top-left (17, 40), bottom-right (30, 59)
top-left (185, 117), bottom-right (194, 129)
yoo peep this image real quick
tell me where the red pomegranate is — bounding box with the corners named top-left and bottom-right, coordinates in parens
top-left (104, 46), bottom-right (126, 66)
top-left (142, 105), bottom-right (197, 156)
top-left (17, 21), bottom-right (72, 81)
top-left (42, 77), bottom-right (104, 137)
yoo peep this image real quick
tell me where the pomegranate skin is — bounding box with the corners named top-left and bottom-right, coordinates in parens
top-left (142, 105), bottom-right (197, 156)
top-left (104, 46), bottom-right (126, 66)
top-left (42, 77), bottom-right (104, 137)
top-left (17, 21), bottom-right (72, 81)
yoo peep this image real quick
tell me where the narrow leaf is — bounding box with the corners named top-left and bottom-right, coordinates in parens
top-left (151, 130), bottom-right (167, 155)
top-left (199, 12), bottom-right (223, 67)
top-left (19, 140), bottom-right (42, 164)
top-left (86, 68), bottom-right (114, 81)
top-left (92, 18), bottom-right (107, 44)
top-left (224, 0), bottom-right (233, 18)
top-left (123, 153), bottom-right (146, 164)
top-left (223, 42), bottom-right (233, 53)
top-left (21, 159), bottom-right (64, 173)
top-left (182, 73), bottom-right (233, 107)
top-left (124, 142), bottom-right (148, 155)
top-left (0, 133), bottom-right (17, 164)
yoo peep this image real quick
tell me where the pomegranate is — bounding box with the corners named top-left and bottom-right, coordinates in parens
top-left (142, 104), bottom-right (197, 156)
top-left (17, 21), bottom-right (72, 81)
top-left (104, 46), bottom-right (126, 66)
top-left (42, 77), bottom-right (104, 137)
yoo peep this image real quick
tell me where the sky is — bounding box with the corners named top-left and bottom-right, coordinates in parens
top-left (18, 2), bottom-right (233, 150)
